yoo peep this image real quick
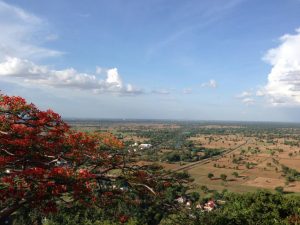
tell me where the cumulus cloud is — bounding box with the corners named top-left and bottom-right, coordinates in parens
top-left (0, 0), bottom-right (62, 60)
top-left (263, 28), bottom-right (300, 105)
top-left (201, 79), bottom-right (217, 88)
top-left (256, 89), bottom-right (265, 97)
top-left (236, 91), bottom-right (255, 105)
top-left (0, 57), bottom-right (142, 95)
top-left (95, 66), bottom-right (102, 74)
top-left (241, 97), bottom-right (255, 105)
top-left (0, 1), bottom-right (143, 96)
top-left (236, 91), bottom-right (252, 98)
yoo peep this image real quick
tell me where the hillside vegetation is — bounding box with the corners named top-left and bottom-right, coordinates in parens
top-left (1, 93), bottom-right (300, 225)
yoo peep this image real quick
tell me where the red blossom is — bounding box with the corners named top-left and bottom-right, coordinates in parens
top-left (78, 169), bottom-right (95, 179)
top-left (0, 93), bottom-right (188, 221)
top-left (119, 215), bottom-right (129, 223)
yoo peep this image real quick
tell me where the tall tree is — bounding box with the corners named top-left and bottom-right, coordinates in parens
top-left (0, 93), bottom-right (191, 224)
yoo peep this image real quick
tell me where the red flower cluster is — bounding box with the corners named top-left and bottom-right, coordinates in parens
top-left (0, 93), bottom-right (124, 217)
top-left (0, 93), bottom-right (190, 221)
top-left (119, 215), bottom-right (129, 223)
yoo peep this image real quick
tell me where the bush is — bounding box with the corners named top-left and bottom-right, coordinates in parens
top-left (275, 186), bottom-right (284, 194)
top-left (220, 174), bottom-right (227, 181)
top-left (208, 173), bottom-right (214, 179)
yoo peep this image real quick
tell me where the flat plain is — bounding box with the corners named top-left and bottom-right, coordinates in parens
top-left (68, 120), bottom-right (300, 193)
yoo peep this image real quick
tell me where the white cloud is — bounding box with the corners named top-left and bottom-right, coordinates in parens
top-left (95, 66), bottom-right (102, 74)
top-left (45, 34), bottom-right (59, 41)
top-left (236, 91), bottom-right (252, 98)
top-left (201, 79), bottom-right (217, 88)
top-left (0, 57), bottom-right (142, 95)
top-left (242, 98), bottom-right (255, 105)
top-left (106, 68), bottom-right (122, 88)
top-left (256, 89), bottom-right (265, 97)
top-left (0, 1), bottom-right (142, 96)
top-left (183, 88), bottom-right (192, 94)
top-left (236, 91), bottom-right (255, 105)
top-left (0, 0), bottom-right (62, 60)
top-left (263, 28), bottom-right (300, 106)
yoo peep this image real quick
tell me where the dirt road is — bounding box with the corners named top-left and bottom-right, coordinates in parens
top-left (174, 138), bottom-right (251, 172)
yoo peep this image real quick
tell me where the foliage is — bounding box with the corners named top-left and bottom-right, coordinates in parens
top-left (161, 191), bottom-right (300, 225)
top-left (2, 93), bottom-right (300, 225)
top-left (232, 172), bottom-right (239, 178)
top-left (275, 186), bottom-right (284, 194)
top-left (220, 174), bottom-right (227, 181)
top-left (281, 165), bottom-right (300, 182)
top-left (0, 93), bottom-right (192, 224)
top-left (13, 203), bottom-right (140, 225)
top-left (207, 173), bottom-right (214, 179)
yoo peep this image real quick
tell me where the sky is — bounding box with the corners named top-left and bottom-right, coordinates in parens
top-left (1, 0), bottom-right (300, 122)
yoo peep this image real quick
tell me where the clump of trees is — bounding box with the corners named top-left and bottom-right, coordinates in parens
top-left (284, 140), bottom-right (299, 147)
top-left (281, 164), bottom-right (300, 182)
top-left (220, 174), bottom-right (227, 181)
top-left (232, 172), bottom-right (239, 178)
top-left (160, 191), bottom-right (300, 225)
top-left (275, 186), bottom-right (284, 194)
top-left (161, 148), bottom-right (223, 163)
top-left (208, 173), bottom-right (214, 179)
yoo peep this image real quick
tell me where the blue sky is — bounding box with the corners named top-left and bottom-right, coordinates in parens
top-left (1, 0), bottom-right (300, 121)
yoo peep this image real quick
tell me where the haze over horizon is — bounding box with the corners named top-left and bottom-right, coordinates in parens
top-left (1, 0), bottom-right (300, 122)
top-left (63, 117), bottom-right (300, 124)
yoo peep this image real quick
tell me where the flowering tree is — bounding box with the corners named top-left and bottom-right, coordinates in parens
top-left (0, 93), bottom-right (191, 223)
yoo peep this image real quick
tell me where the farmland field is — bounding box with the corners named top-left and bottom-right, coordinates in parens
top-left (68, 119), bottom-right (300, 193)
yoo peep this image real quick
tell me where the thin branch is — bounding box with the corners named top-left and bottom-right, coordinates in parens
top-left (1, 148), bottom-right (15, 156)
top-left (128, 182), bottom-right (157, 195)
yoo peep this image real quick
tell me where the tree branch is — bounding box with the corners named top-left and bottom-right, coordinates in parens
top-left (0, 199), bottom-right (27, 220)
top-left (0, 148), bottom-right (15, 156)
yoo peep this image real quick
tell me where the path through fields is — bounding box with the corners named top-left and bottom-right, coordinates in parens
top-left (173, 138), bottom-right (251, 172)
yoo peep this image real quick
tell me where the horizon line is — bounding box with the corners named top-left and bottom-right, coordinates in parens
top-left (63, 117), bottom-right (300, 124)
